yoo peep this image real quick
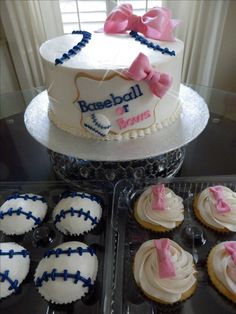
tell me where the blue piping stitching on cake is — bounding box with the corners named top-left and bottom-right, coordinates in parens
top-left (0, 249), bottom-right (29, 258)
top-left (54, 207), bottom-right (98, 226)
top-left (0, 271), bottom-right (19, 291)
top-left (0, 207), bottom-right (42, 225)
top-left (84, 123), bottom-right (106, 137)
top-left (129, 31), bottom-right (176, 56)
top-left (91, 113), bottom-right (111, 130)
top-left (60, 191), bottom-right (102, 205)
top-left (35, 269), bottom-right (93, 288)
top-left (6, 193), bottom-right (46, 203)
top-left (55, 30), bottom-right (92, 65)
top-left (44, 246), bottom-right (95, 258)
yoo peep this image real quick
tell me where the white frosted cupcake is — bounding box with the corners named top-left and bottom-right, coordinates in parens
top-left (133, 238), bottom-right (197, 304)
top-left (208, 241), bottom-right (236, 303)
top-left (52, 191), bottom-right (102, 236)
top-left (0, 242), bottom-right (30, 299)
top-left (0, 193), bottom-right (47, 235)
top-left (34, 241), bottom-right (98, 304)
top-left (134, 185), bottom-right (184, 232)
top-left (194, 186), bottom-right (236, 232)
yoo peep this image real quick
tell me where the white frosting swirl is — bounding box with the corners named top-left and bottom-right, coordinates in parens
top-left (197, 186), bottom-right (236, 231)
top-left (211, 242), bottom-right (236, 295)
top-left (136, 186), bottom-right (184, 228)
top-left (134, 239), bottom-right (197, 303)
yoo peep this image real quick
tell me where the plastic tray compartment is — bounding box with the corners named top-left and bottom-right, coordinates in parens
top-left (0, 180), bottom-right (114, 314)
top-left (111, 176), bottom-right (236, 314)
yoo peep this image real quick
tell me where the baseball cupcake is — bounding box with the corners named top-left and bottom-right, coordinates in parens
top-left (194, 186), bottom-right (236, 232)
top-left (134, 184), bottom-right (184, 232)
top-left (0, 193), bottom-right (47, 235)
top-left (0, 242), bottom-right (30, 299)
top-left (207, 241), bottom-right (236, 303)
top-left (34, 241), bottom-right (98, 304)
top-left (52, 191), bottom-right (102, 236)
top-left (133, 238), bottom-right (197, 304)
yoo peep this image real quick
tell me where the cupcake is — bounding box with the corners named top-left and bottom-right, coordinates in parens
top-left (207, 241), bottom-right (236, 303)
top-left (0, 193), bottom-right (47, 235)
top-left (194, 186), bottom-right (236, 232)
top-left (34, 241), bottom-right (98, 304)
top-left (0, 242), bottom-right (30, 298)
top-left (134, 184), bottom-right (184, 232)
top-left (133, 238), bottom-right (197, 304)
top-left (52, 191), bottom-right (102, 236)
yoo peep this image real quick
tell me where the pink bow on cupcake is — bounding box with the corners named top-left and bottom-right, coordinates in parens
top-left (104, 4), bottom-right (180, 41)
top-left (154, 239), bottom-right (176, 278)
top-left (209, 186), bottom-right (231, 213)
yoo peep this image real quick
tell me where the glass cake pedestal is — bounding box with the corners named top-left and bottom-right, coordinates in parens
top-left (24, 85), bottom-right (209, 182)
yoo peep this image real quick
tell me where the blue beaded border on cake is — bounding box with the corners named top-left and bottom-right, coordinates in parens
top-left (129, 31), bottom-right (176, 56)
top-left (60, 191), bottom-right (102, 205)
top-left (0, 249), bottom-right (29, 258)
top-left (6, 193), bottom-right (46, 203)
top-left (44, 246), bottom-right (95, 258)
top-left (55, 30), bottom-right (92, 65)
top-left (0, 207), bottom-right (42, 225)
top-left (35, 269), bottom-right (93, 288)
top-left (54, 207), bottom-right (98, 226)
top-left (0, 270), bottom-right (19, 292)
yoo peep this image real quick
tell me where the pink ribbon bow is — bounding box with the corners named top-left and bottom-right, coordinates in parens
top-left (152, 184), bottom-right (166, 211)
top-left (154, 239), bottom-right (176, 278)
top-left (224, 242), bottom-right (236, 265)
top-left (209, 186), bottom-right (231, 213)
top-left (104, 4), bottom-right (180, 41)
top-left (124, 53), bottom-right (172, 98)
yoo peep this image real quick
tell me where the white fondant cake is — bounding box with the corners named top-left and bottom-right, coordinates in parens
top-left (40, 6), bottom-right (184, 141)
top-left (34, 241), bottom-right (98, 304)
top-left (0, 193), bottom-right (47, 235)
top-left (52, 192), bottom-right (102, 236)
top-left (0, 242), bottom-right (30, 299)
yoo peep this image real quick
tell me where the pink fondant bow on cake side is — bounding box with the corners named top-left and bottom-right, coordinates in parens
top-left (123, 53), bottom-right (172, 98)
top-left (152, 184), bottom-right (166, 211)
top-left (209, 186), bottom-right (232, 213)
top-left (104, 4), bottom-right (180, 41)
top-left (224, 242), bottom-right (236, 265)
top-left (154, 239), bottom-right (176, 278)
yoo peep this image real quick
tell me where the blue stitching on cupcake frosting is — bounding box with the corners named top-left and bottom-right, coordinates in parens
top-left (35, 269), bottom-right (93, 288)
top-left (54, 207), bottom-right (98, 226)
top-left (91, 113), bottom-right (111, 130)
top-left (60, 191), bottom-right (102, 205)
top-left (55, 30), bottom-right (92, 65)
top-left (0, 271), bottom-right (19, 291)
top-left (6, 193), bottom-right (46, 203)
top-left (0, 207), bottom-right (42, 225)
top-left (44, 246), bottom-right (95, 258)
top-left (0, 249), bottom-right (29, 258)
top-left (129, 31), bottom-right (176, 56)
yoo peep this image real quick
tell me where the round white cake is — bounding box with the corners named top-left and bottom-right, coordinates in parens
top-left (0, 242), bottom-right (30, 299)
top-left (0, 193), bottom-right (48, 235)
top-left (52, 191), bottom-right (102, 236)
top-left (34, 241), bottom-right (98, 304)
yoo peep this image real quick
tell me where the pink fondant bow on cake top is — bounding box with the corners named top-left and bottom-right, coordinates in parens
top-left (124, 53), bottom-right (172, 98)
top-left (209, 186), bottom-right (232, 213)
top-left (104, 4), bottom-right (180, 41)
top-left (152, 184), bottom-right (166, 211)
top-left (154, 239), bottom-right (176, 278)
top-left (224, 242), bottom-right (236, 266)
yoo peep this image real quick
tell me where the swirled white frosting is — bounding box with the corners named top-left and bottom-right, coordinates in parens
top-left (211, 242), bottom-right (236, 295)
top-left (197, 186), bottom-right (236, 231)
top-left (134, 239), bottom-right (197, 303)
top-left (136, 186), bottom-right (184, 228)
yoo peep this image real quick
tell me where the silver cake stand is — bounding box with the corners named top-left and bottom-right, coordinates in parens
top-left (24, 85), bottom-right (209, 182)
